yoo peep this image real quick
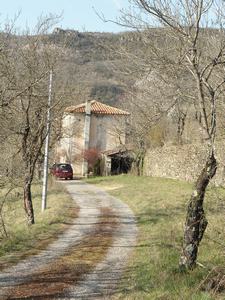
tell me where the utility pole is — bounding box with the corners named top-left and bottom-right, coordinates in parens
top-left (42, 70), bottom-right (53, 212)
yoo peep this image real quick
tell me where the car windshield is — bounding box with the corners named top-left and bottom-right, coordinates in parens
top-left (58, 164), bottom-right (72, 171)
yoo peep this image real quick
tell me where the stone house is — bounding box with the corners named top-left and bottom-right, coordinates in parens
top-left (55, 100), bottom-right (131, 176)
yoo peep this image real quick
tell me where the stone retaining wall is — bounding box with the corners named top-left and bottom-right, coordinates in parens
top-left (144, 143), bottom-right (225, 186)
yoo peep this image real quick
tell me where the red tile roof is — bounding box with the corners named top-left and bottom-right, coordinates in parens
top-left (65, 100), bottom-right (130, 116)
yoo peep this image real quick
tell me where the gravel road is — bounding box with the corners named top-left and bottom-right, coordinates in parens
top-left (0, 180), bottom-right (137, 299)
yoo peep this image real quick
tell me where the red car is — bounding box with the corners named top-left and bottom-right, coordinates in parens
top-left (50, 163), bottom-right (73, 180)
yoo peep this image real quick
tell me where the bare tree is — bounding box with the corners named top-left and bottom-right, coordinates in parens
top-left (116, 0), bottom-right (225, 269)
top-left (0, 16), bottom-right (67, 225)
top-left (121, 70), bottom-right (178, 175)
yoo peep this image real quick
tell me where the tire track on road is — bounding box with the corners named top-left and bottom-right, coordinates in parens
top-left (0, 181), bottom-right (137, 299)
top-left (0, 181), bottom-right (101, 298)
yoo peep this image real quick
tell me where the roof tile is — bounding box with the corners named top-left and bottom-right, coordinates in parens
top-left (65, 100), bottom-right (130, 116)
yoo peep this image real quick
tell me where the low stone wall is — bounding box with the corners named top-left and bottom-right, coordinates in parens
top-left (144, 143), bottom-right (225, 186)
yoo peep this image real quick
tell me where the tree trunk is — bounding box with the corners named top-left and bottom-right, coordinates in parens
top-left (23, 178), bottom-right (34, 225)
top-left (179, 152), bottom-right (217, 270)
top-left (135, 150), bottom-right (145, 176)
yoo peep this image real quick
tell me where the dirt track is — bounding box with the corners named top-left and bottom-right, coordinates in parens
top-left (0, 181), bottom-right (137, 299)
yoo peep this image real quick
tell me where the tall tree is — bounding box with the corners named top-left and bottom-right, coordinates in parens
top-left (118, 0), bottom-right (225, 269)
top-left (0, 16), bottom-right (66, 225)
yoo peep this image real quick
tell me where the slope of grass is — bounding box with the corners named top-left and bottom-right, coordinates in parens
top-left (0, 179), bottom-right (77, 269)
top-left (86, 175), bottom-right (225, 300)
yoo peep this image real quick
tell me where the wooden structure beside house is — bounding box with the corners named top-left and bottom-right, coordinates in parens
top-left (55, 100), bottom-right (131, 176)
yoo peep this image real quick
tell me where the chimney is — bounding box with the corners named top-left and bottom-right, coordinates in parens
top-left (82, 100), bottom-right (91, 176)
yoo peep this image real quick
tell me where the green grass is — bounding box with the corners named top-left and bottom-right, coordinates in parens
top-left (86, 175), bottom-right (225, 300)
top-left (0, 178), bottom-right (76, 268)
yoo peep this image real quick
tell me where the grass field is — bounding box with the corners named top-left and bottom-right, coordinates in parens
top-left (0, 178), bottom-right (77, 269)
top-left (86, 175), bottom-right (225, 300)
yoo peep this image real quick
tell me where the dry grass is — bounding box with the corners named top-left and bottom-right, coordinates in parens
top-left (0, 179), bottom-right (78, 269)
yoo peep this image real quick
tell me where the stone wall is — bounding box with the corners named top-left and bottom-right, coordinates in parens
top-left (144, 142), bottom-right (225, 186)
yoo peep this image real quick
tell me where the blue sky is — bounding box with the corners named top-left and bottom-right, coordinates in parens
top-left (0, 0), bottom-right (130, 33)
